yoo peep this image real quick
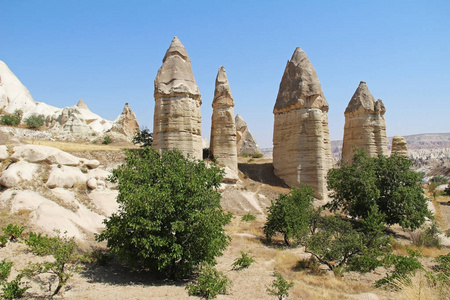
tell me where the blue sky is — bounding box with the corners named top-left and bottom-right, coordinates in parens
top-left (1, 0), bottom-right (449, 148)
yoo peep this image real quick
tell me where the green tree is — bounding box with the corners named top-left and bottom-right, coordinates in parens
top-left (132, 127), bottom-right (153, 147)
top-left (327, 149), bottom-right (431, 230)
top-left (96, 148), bottom-right (232, 278)
top-left (25, 115), bottom-right (44, 129)
top-left (264, 185), bottom-right (318, 246)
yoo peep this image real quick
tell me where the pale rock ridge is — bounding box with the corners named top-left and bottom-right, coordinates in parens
top-left (342, 81), bottom-right (388, 162)
top-left (110, 103), bottom-right (140, 138)
top-left (210, 66), bottom-right (238, 172)
top-left (391, 135), bottom-right (408, 156)
top-left (153, 37), bottom-right (202, 159)
top-left (272, 47), bottom-right (332, 200)
top-left (0, 60), bottom-right (36, 114)
top-left (235, 114), bottom-right (262, 156)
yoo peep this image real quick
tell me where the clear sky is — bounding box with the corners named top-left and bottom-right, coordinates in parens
top-left (1, 0), bottom-right (449, 148)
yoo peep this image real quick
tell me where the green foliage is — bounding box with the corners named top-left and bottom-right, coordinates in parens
top-left (96, 148), bottom-right (232, 278)
top-left (0, 235), bottom-right (7, 248)
top-left (232, 251), bottom-right (255, 270)
top-left (295, 256), bottom-right (324, 275)
top-left (24, 115), bottom-right (44, 129)
top-left (327, 149), bottom-right (431, 230)
top-left (132, 127), bottom-right (153, 147)
top-left (0, 115), bottom-right (20, 126)
top-left (0, 260), bottom-right (13, 282)
top-left (241, 213), bottom-right (256, 222)
top-left (266, 270), bottom-right (294, 298)
top-left (444, 185), bottom-right (450, 197)
top-left (102, 135), bottom-right (112, 144)
top-left (24, 231), bottom-right (81, 295)
top-left (429, 175), bottom-right (448, 185)
top-left (411, 223), bottom-right (442, 248)
top-left (2, 224), bottom-right (24, 242)
top-left (376, 249), bottom-right (424, 287)
top-left (433, 253), bottom-right (450, 285)
top-left (251, 153), bottom-right (263, 158)
top-left (264, 185), bottom-right (317, 246)
top-left (1, 278), bottom-right (29, 299)
top-left (186, 264), bottom-right (231, 299)
top-left (241, 152), bottom-right (249, 158)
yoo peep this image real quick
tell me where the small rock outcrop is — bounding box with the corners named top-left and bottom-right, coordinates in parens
top-left (273, 47), bottom-right (332, 200)
top-left (210, 66), bottom-right (238, 172)
top-left (153, 37), bottom-right (202, 159)
top-left (391, 135), bottom-right (408, 156)
top-left (235, 114), bottom-right (261, 156)
top-left (110, 103), bottom-right (140, 138)
top-left (342, 81), bottom-right (388, 162)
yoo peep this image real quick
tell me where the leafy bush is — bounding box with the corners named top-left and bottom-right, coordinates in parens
top-left (241, 152), bottom-right (249, 158)
top-left (0, 115), bottom-right (20, 126)
top-left (96, 148), bottom-right (232, 278)
top-left (251, 153), bottom-right (263, 158)
top-left (0, 235), bottom-right (7, 247)
top-left (0, 260), bottom-right (13, 281)
top-left (411, 223), bottom-right (442, 248)
top-left (266, 270), bottom-right (294, 298)
top-left (1, 278), bottom-right (29, 299)
top-left (102, 135), bottom-right (112, 145)
top-left (24, 231), bottom-right (81, 296)
top-left (327, 149), bottom-right (431, 230)
top-left (433, 253), bottom-right (450, 285)
top-left (2, 224), bottom-right (24, 242)
top-left (232, 251), bottom-right (255, 270)
top-left (132, 127), bottom-right (153, 147)
top-left (25, 115), bottom-right (44, 129)
top-left (295, 256), bottom-right (323, 275)
top-left (241, 213), bottom-right (256, 222)
top-left (445, 185), bottom-right (450, 197)
top-left (186, 264), bottom-right (231, 299)
top-left (264, 185), bottom-right (318, 246)
top-left (376, 249), bottom-right (424, 287)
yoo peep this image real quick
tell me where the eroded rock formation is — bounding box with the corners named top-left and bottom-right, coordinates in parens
top-left (235, 114), bottom-right (261, 156)
top-left (391, 135), bottom-right (408, 156)
top-left (342, 81), bottom-right (388, 162)
top-left (273, 47), bottom-right (332, 200)
top-left (153, 37), bottom-right (202, 159)
top-left (210, 66), bottom-right (238, 172)
top-left (110, 103), bottom-right (140, 138)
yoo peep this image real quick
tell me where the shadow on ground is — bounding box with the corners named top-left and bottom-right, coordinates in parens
top-left (238, 162), bottom-right (287, 188)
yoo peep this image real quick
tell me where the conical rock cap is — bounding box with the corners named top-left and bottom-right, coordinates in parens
top-left (213, 66), bottom-right (234, 108)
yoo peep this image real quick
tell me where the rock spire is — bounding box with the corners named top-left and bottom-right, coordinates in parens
top-left (235, 114), bottom-right (261, 156)
top-left (153, 37), bottom-right (202, 159)
top-left (273, 47), bottom-right (332, 200)
top-left (210, 66), bottom-right (238, 172)
top-left (391, 135), bottom-right (408, 156)
top-left (341, 81), bottom-right (388, 162)
top-left (111, 103), bottom-right (140, 138)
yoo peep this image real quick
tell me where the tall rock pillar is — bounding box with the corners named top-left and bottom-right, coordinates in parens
top-left (153, 37), bottom-right (202, 159)
top-left (273, 47), bottom-right (333, 200)
top-left (342, 81), bottom-right (388, 162)
top-left (391, 136), bottom-right (408, 156)
top-left (210, 66), bottom-right (238, 172)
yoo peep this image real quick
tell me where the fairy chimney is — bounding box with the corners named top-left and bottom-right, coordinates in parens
top-left (391, 135), bottom-right (408, 156)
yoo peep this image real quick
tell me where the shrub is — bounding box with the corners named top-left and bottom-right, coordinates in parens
top-left (2, 224), bottom-right (24, 242)
top-left (411, 223), bottom-right (442, 249)
top-left (241, 152), bottom-right (249, 158)
top-left (24, 231), bottom-right (81, 296)
top-left (232, 251), bottom-right (255, 270)
top-left (266, 270), bottom-right (294, 298)
top-left (102, 135), bottom-right (112, 145)
top-left (433, 252), bottom-right (450, 285)
top-left (1, 278), bottom-right (29, 299)
top-left (264, 185), bottom-right (318, 246)
top-left (252, 153), bottom-right (263, 158)
top-left (96, 148), bottom-right (232, 278)
top-left (295, 256), bottom-right (323, 275)
top-left (0, 115), bottom-right (20, 126)
top-left (376, 249), bottom-right (424, 287)
top-left (327, 149), bottom-right (431, 230)
top-left (24, 115), bottom-right (44, 129)
top-left (0, 235), bottom-right (7, 247)
top-left (0, 260), bottom-right (13, 281)
top-left (186, 264), bottom-right (231, 299)
top-left (132, 127), bottom-right (153, 147)
top-left (241, 213), bottom-right (256, 222)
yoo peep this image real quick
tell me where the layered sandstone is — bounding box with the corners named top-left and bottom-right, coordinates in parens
top-left (391, 135), bottom-right (408, 156)
top-left (110, 103), bottom-right (140, 138)
top-left (273, 47), bottom-right (332, 200)
top-left (342, 81), bottom-right (388, 162)
top-left (210, 66), bottom-right (238, 172)
top-left (235, 114), bottom-right (261, 156)
top-left (153, 37), bottom-right (202, 159)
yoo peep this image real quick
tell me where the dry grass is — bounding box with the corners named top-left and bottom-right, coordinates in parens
top-left (393, 270), bottom-right (449, 300)
top-left (22, 139), bottom-right (138, 152)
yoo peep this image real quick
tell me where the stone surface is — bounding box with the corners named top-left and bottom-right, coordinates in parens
top-left (0, 145), bottom-right (8, 161)
top-left (210, 66), bottom-right (238, 172)
top-left (0, 160), bottom-right (39, 188)
top-left (153, 37), bottom-right (202, 160)
top-left (46, 165), bottom-right (86, 189)
top-left (342, 81), bottom-right (388, 162)
top-left (272, 47), bottom-right (333, 200)
top-left (110, 103), bottom-right (140, 138)
top-left (235, 114), bottom-right (262, 156)
top-left (391, 135), bottom-right (408, 156)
